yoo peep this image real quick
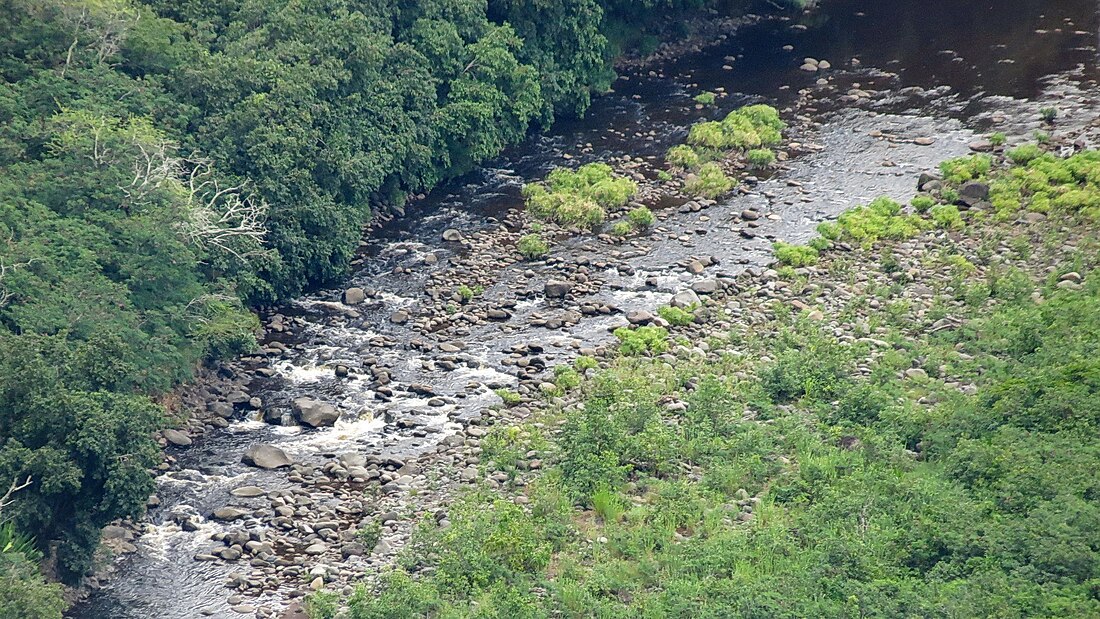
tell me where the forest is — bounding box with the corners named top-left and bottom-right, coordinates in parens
top-left (0, 0), bottom-right (770, 611)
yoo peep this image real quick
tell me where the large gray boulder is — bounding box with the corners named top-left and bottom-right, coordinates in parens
top-left (241, 443), bottom-right (293, 469)
top-left (544, 280), bottom-right (572, 299)
top-left (343, 287), bottom-right (366, 305)
top-left (293, 398), bottom-right (340, 428)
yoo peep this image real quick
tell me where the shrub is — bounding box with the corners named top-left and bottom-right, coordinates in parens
top-left (627, 206), bottom-right (656, 228)
top-left (516, 234), bottom-right (549, 260)
top-left (554, 365), bottom-right (582, 391)
top-left (684, 104), bottom-right (784, 153)
top-left (1007, 144), bottom-right (1044, 165)
top-left (930, 204), bottom-right (965, 229)
top-left (817, 196), bottom-right (928, 247)
top-left (190, 296), bottom-right (260, 360)
top-left (574, 355), bottom-right (599, 372)
top-left (613, 326), bottom-right (669, 356)
top-left (746, 148), bottom-right (776, 169)
top-left (523, 163), bottom-right (637, 229)
top-left (910, 194), bottom-right (936, 213)
top-left (989, 132), bottom-right (1006, 146)
top-left (939, 155), bottom-right (993, 183)
top-left (693, 92), bottom-right (716, 105)
top-left (610, 221), bottom-right (633, 237)
top-left (1040, 106), bottom-right (1058, 122)
top-left (658, 304), bottom-right (695, 326)
top-left (457, 284), bottom-right (482, 301)
top-left (773, 241), bottom-right (819, 267)
top-left (495, 388), bottom-right (522, 406)
top-left (684, 163), bottom-right (734, 198)
top-left (666, 145), bottom-right (702, 169)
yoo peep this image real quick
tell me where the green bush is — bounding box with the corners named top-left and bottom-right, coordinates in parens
top-left (817, 196), bottom-right (929, 247)
top-left (910, 194), bottom-right (936, 213)
top-left (613, 326), bottom-right (669, 356)
top-left (693, 92), bottom-right (716, 105)
top-left (610, 221), bottom-right (633, 236)
top-left (658, 304), bottom-right (695, 326)
top-left (1007, 144), bottom-right (1044, 165)
top-left (684, 163), bottom-right (734, 198)
top-left (939, 155), bottom-right (993, 183)
top-left (666, 145), bottom-right (703, 169)
top-left (745, 148), bottom-right (776, 169)
top-left (523, 163), bottom-right (637, 229)
top-left (930, 204), bottom-right (965, 229)
top-left (627, 206), bottom-right (656, 229)
top-left (574, 355), bottom-right (599, 372)
top-left (516, 234), bottom-right (550, 260)
top-left (773, 241), bottom-right (819, 267)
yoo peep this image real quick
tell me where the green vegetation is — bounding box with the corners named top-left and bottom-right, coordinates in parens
top-left (682, 104), bottom-right (784, 161)
top-left (666, 145), bottom-right (703, 169)
top-left (612, 325), bottom-right (669, 356)
top-left (516, 234), bottom-right (550, 260)
top-left (939, 154), bottom-right (993, 183)
top-left (692, 91), bottom-right (717, 106)
top-left (658, 304), bottom-right (696, 326)
top-left (494, 389), bottom-right (523, 407)
top-left (817, 196), bottom-right (929, 247)
top-left (627, 206), bottom-right (656, 229)
top-left (930, 204), bottom-right (965, 229)
top-left (910, 194), bottom-right (937, 213)
top-left (523, 163), bottom-right (637, 229)
top-left (684, 163), bottom-right (735, 198)
top-left (773, 241), bottom-right (819, 267)
top-left (333, 152), bottom-right (1100, 618)
top-left (989, 132), bottom-right (1007, 147)
top-left (745, 148), bottom-right (776, 169)
top-left (1040, 106), bottom-right (1058, 122)
top-left (0, 0), bottom-right (777, 589)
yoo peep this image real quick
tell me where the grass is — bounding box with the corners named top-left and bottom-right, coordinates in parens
top-left (657, 304), bottom-right (695, 326)
top-left (321, 154), bottom-right (1100, 619)
top-left (692, 91), bottom-right (716, 106)
top-left (746, 148), bottom-right (776, 169)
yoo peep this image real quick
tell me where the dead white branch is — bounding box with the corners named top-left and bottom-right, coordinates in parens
top-left (178, 160), bottom-right (269, 261)
top-left (0, 476), bottom-right (32, 521)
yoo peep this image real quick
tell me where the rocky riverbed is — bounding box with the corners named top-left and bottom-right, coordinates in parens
top-left (70, 1), bottom-right (1100, 617)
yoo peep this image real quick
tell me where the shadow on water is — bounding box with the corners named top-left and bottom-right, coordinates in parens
top-left (69, 1), bottom-right (1098, 617)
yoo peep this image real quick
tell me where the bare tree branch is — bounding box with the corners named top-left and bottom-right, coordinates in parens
top-left (0, 476), bottom-right (32, 521)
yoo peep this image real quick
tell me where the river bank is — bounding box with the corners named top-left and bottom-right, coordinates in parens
top-left (69, 1), bottom-right (1100, 616)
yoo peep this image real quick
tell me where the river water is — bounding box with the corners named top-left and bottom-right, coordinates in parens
top-left (70, 1), bottom-right (1098, 617)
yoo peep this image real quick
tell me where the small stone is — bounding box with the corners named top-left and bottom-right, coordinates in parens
top-left (442, 229), bottom-right (463, 242)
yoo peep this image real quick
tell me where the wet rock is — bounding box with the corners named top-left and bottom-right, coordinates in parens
top-left (163, 429), bottom-right (192, 447)
top-left (544, 280), bottom-right (572, 299)
top-left (442, 229), bottom-right (463, 242)
top-left (389, 310), bottom-right (409, 324)
top-left (343, 287), bottom-right (366, 305)
top-left (208, 401), bottom-right (235, 419)
top-left (212, 507), bottom-right (249, 521)
top-left (626, 310), bottom-right (655, 325)
top-left (913, 137), bottom-right (935, 146)
top-left (294, 398), bottom-right (340, 428)
top-left (242, 444), bottom-right (294, 469)
top-left (230, 486), bottom-right (266, 498)
top-left (691, 279), bottom-right (719, 294)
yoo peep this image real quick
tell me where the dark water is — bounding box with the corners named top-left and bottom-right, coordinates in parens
top-left (70, 1), bottom-right (1098, 617)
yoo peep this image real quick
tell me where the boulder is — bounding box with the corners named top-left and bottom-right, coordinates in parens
top-left (212, 507), bottom-right (249, 521)
top-left (626, 310), bottom-right (654, 325)
top-left (958, 181), bottom-right (990, 206)
top-left (343, 287), bottom-right (366, 305)
top-left (671, 290), bottom-right (702, 308)
top-left (163, 429), bottom-right (192, 447)
top-left (293, 397), bottom-right (340, 428)
top-left (544, 280), bottom-right (572, 299)
top-left (691, 279), bottom-right (720, 294)
top-left (442, 229), bottom-right (463, 242)
top-left (241, 444), bottom-right (293, 469)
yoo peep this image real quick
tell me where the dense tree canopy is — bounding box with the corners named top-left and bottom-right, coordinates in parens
top-left (0, 0), bottom-right (756, 593)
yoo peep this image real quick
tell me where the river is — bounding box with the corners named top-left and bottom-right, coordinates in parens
top-left (70, 1), bottom-right (1099, 617)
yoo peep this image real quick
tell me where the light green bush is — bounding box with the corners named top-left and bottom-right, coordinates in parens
top-left (516, 234), bottom-right (549, 260)
top-left (684, 163), bottom-right (734, 198)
